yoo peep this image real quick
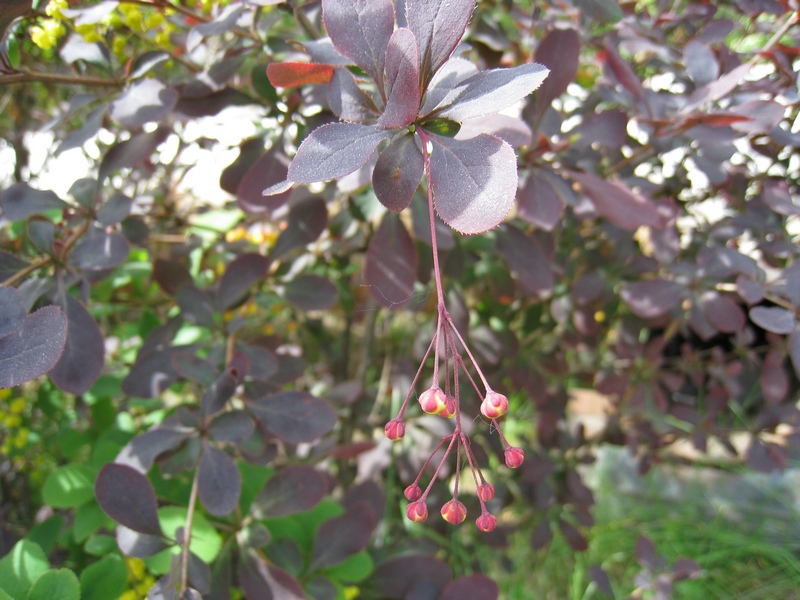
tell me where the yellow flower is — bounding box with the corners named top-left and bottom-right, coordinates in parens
top-left (30, 19), bottom-right (65, 51)
top-left (76, 23), bottom-right (102, 43)
top-left (14, 429), bottom-right (29, 448)
top-left (45, 0), bottom-right (68, 19)
top-left (113, 36), bottom-right (127, 60)
top-left (145, 12), bottom-right (165, 29)
top-left (0, 390), bottom-right (11, 401)
top-left (4, 414), bottom-right (21, 428)
top-left (9, 398), bottom-right (25, 414)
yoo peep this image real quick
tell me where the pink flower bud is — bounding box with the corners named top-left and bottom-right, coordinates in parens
top-left (406, 501), bottom-right (428, 523)
top-left (440, 499), bottom-right (467, 525)
top-left (440, 394), bottom-right (457, 419)
top-left (475, 513), bottom-right (497, 532)
top-left (404, 483), bottom-right (422, 501)
top-left (477, 483), bottom-right (495, 502)
top-left (504, 446), bottom-right (524, 469)
top-left (418, 387), bottom-right (447, 415)
top-left (384, 418), bottom-right (405, 441)
top-left (480, 391), bottom-right (509, 419)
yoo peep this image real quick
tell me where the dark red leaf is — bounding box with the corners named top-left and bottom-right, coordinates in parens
top-left (201, 369), bottom-right (239, 417)
top-left (236, 148), bottom-right (291, 214)
top-left (0, 285), bottom-right (25, 337)
top-left (48, 294), bottom-right (105, 395)
top-left (197, 442), bottom-right (241, 516)
top-left (496, 224), bottom-right (554, 299)
top-left (684, 40), bottom-right (719, 86)
top-left (750, 305), bottom-right (796, 334)
top-left (440, 575), bottom-right (498, 600)
top-left (602, 41), bottom-right (646, 102)
top-left (252, 465), bottom-right (327, 518)
top-left (271, 197), bottom-right (328, 259)
top-left (367, 554), bottom-right (451, 598)
top-left (70, 230), bottom-right (130, 271)
top-left (311, 502), bottom-right (375, 570)
top-left (559, 520), bottom-right (588, 551)
top-left (281, 274), bottom-right (338, 311)
top-left (570, 171), bottom-right (662, 230)
top-left (116, 426), bottom-right (192, 473)
top-left (95, 463), bottom-right (163, 536)
top-left (0, 182), bottom-right (67, 221)
top-left (364, 212), bottom-right (417, 309)
top-left (217, 253), bottom-right (270, 310)
top-left (209, 410), bottom-right (255, 444)
top-left (321, 0), bottom-right (394, 91)
top-left (99, 127), bottom-right (169, 182)
top-left (238, 550), bottom-right (305, 600)
top-left (373, 134), bottom-right (424, 213)
top-left (0, 306), bottom-right (67, 389)
top-left (702, 292), bottom-right (745, 333)
top-left (621, 280), bottom-right (682, 319)
top-left (635, 535), bottom-right (657, 570)
top-left (530, 520), bottom-right (553, 550)
top-left (534, 28), bottom-right (580, 111)
top-left (122, 349), bottom-right (179, 398)
top-left (266, 62), bottom-right (335, 88)
top-left (250, 391), bottom-right (337, 444)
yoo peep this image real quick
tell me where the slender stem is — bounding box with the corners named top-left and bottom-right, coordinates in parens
top-left (416, 129), bottom-right (445, 308)
top-left (412, 434), bottom-right (450, 487)
top-left (421, 434), bottom-right (458, 500)
top-left (397, 333), bottom-right (437, 417)
top-left (180, 448), bottom-right (202, 592)
top-left (1, 257), bottom-right (51, 287)
top-left (447, 316), bottom-right (491, 391)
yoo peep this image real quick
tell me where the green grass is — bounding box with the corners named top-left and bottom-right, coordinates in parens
top-left (480, 451), bottom-right (800, 599)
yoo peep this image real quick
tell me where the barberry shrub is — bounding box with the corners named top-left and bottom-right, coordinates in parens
top-left (1, 0), bottom-right (799, 598)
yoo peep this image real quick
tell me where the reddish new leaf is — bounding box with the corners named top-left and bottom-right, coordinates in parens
top-left (288, 123), bottom-right (392, 184)
top-left (322, 0), bottom-right (394, 91)
top-left (621, 280), bottom-right (683, 319)
top-left (250, 391), bottom-right (337, 444)
top-left (310, 502), bottom-right (375, 570)
top-left (570, 171), bottom-right (662, 230)
top-left (364, 213), bottom-right (417, 308)
top-left (95, 463), bottom-right (163, 536)
top-left (252, 465), bottom-right (327, 518)
top-left (379, 28), bottom-right (420, 128)
top-left (429, 134), bottom-right (517, 234)
top-left (0, 306), bottom-right (67, 389)
top-left (266, 62), bottom-right (334, 88)
top-left (406, 0), bottom-right (475, 90)
top-left (441, 575), bottom-right (498, 600)
top-left (373, 133), bottom-right (424, 212)
top-left (197, 442), bottom-right (241, 516)
top-left (49, 293), bottom-right (105, 395)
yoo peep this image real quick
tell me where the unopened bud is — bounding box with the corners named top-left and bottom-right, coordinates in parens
top-left (504, 446), bottom-right (524, 469)
top-left (406, 501), bottom-right (428, 523)
top-left (480, 391), bottom-right (509, 419)
top-left (384, 418), bottom-right (405, 441)
top-left (477, 483), bottom-right (495, 502)
top-left (440, 394), bottom-right (457, 418)
top-left (440, 499), bottom-right (467, 525)
top-left (404, 483), bottom-right (422, 501)
top-left (476, 513), bottom-right (497, 532)
top-left (418, 387), bottom-right (447, 415)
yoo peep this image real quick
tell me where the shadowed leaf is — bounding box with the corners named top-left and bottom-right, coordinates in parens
top-left (0, 306), bottom-right (67, 389)
top-left (0, 183), bottom-right (66, 221)
top-left (379, 28), bottom-right (420, 128)
top-left (271, 197), bottom-right (328, 259)
top-left (238, 550), bottom-right (305, 600)
top-left (282, 275), bottom-right (338, 311)
top-left (373, 134), bottom-right (423, 212)
top-left (441, 575), bottom-right (498, 600)
top-left (237, 148), bottom-right (292, 214)
top-left (534, 28), bottom-right (580, 112)
top-left (250, 391), bottom-right (337, 444)
top-left (253, 465), bottom-right (327, 518)
top-left (95, 463), bottom-right (163, 536)
top-left (116, 426), bottom-right (192, 473)
top-left (328, 68), bottom-right (379, 122)
top-left (366, 554), bottom-right (452, 598)
top-left (0, 285), bottom-right (25, 337)
top-left (121, 349), bottom-right (179, 398)
top-left (217, 253), bottom-right (270, 310)
top-left (496, 225), bottom-right (554, 299)
top-left (570, 171), bottom-right (662, 230)
top-left (208, 410), bottom-right (254, 444)
top-left (201, 368), bottom-right (239, 417)
top-left (198, 442), bottom-right (241, 516)
top-left (364, 212), bottom-right (417, 308)
top-left (517, 169), bottom-right (565, 231)
top-left (621, 280), bottom-right (683, 319)
top-left (70, 230), bottom-right (130, 271)
top-left (310, 502), bottom-right (375, 571)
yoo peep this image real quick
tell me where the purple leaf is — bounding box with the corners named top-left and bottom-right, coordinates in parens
top-left (364, 212), bottom-right (417, 308)
top-left (456, 114), bottom-right (532, 147)
top-left (736, 275), bottom-right (765, 305)
top-left (0, 306), bottom-right (67, 389)
top-left (702, 292), bottom-right (745, 334)
top-left (238, 550), bottom-right (305, 600)
top-left (177, 285), bottom-right (215, 327)
top-left (116, 525), bottom-right (169, 558)
top-left (621, 280), bottom-right (683, 319)
top-left (379, 28), bottom-right (420, 128)
top-left (788, 328), bottom-right (800, 379)
top-left (373, 133), bottom-right (424, 212)
top-left (406, 0), bottom-right (475, 90)
top-left (201, 368), bottom-right (239, 417)
top-left (110, 79), bottom-right (178, 128)
top-left (186, 3), bottom-right (244, 52)
top-left (209, 410), bottom-right (255, 444)
top-left (750, 306), bottom-right (796, 334)
top-left (281, 275), bottom-right (338, 311)
top-left (0, 286), bottom-right (25, 337)
top-left (96, 192), bottom-right (133, 226)
top-left (217, 253), bottom-right (270, 310)
top-left (684, 40), bottom-right (719, 86)
top-left (367, 554), bottom-right (452, 597)
top-left (589, 565), bottom-right (613, 596)
top-left (99, 127), bottom-right (169, 181)
top-left (761, 348), bottom-right (789, 404)
top-left (496, 225), bottom-right (554, 299)
top-left (49, 294), bottom-right (104, 395)
top-left (328, 68), bottom-right (380, 123)
top-left (236, 148), bottom-right (291, 214)
top-left (310, 501), bottom-right (375, 570)
top-left (95, 463), bottom-right (163, 536)
top-left (517, 169), bottom-right (565, 231)
top-left (271, 197), bottom-right (328, 259)
top-left (0, 183), bottom-right (67, 221)
top-left (410, 192), bottom-right (455, 250)
top-left (570, 171), bottom-right (662, 230)
top-left (322, 0), bottom-right (395, 92)
top-left (428, 134), bottom-right (517, 234)
top-left (635, 535), bottom-right (657, 571)
top-left (441, 575), bottom-right (498, 600)
top-left (70, 231), bottom-right (130, 271)
top-left (534, 28), bottom-right (580, 111)
top-left (116, 426), bottom-right (192, 473)
top-left (121, 349), bottom-right (179, 398)
top-left (439, 63), bottom-right (549, 121)
top-left (252, 465), bottom-right (328, 518)
top-left (197, 442), bottom-right (241, 516)
top-left (250, 391), bottom-right (337, 444)
top-left (603, 41), bottom-right (646, 103)
top-left (288, 123), bottom-right (391, 184)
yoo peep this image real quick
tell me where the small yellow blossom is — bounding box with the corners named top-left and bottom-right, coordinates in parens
top-left (9, 398), bottom-right (25, 414)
